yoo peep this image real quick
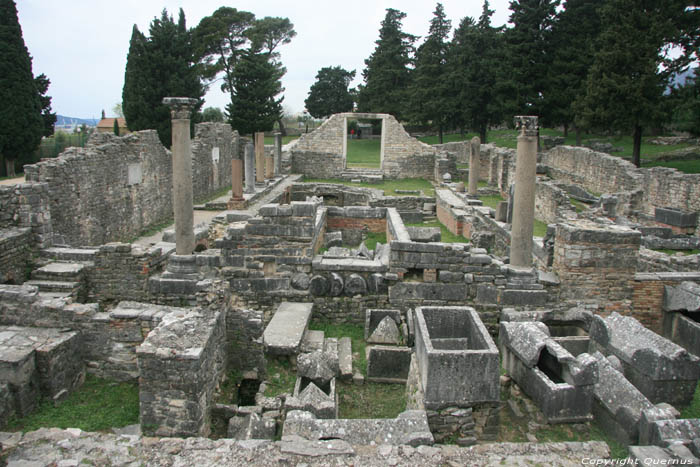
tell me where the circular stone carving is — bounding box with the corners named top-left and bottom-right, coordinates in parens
top-left (291, 273), bottom-right (310, 290)
top-left (367, 273), bottom-right (387, 295)
top-left (329, 272), bottom-right (344, 297)
top-left (309, 275), bottom-right (329, 296)
top-left (344, 273), bottom-right (367, 296)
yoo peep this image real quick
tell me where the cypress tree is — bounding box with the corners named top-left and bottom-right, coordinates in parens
top-left (304, 66), bottom-right (356, 119)
top-left (357, 8), bottom-right (416, 120)
top-left (0, 0), bottom-right (44, 177)
top-left (113, 118), bottom-right (120, 136)
top-left (122, 9), bottom-right (204, 147)
top-left (34, 74), bottom-right (56, 138)
top-left (410, 3), bottom-right (452, 143)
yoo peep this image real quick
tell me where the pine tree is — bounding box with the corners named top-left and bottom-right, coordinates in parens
top-left (449, 1), bottom-right (506, 142)
top-left (304, 66), bottom-right (356, 118)
top-left (0, 0), bottom-right (44, 177)
top-left (504, 0), bottom-right (560, 124)
top-left (574, 0), bottom-right (688, 166)
top-left (226, 49), bottom-right (284, 135)
top-left (410, 3), bottom-right (452, 143)
top-left (122, 9), bottom-right (204, 147)
top-left (34, 74), bottom-right (56, 137)
top-left (357, 8), bottom-right (416, 120)
top-left (548, 0), bottom-right (602, 143)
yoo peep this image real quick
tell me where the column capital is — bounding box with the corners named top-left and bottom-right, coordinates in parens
top-left (163, 97), bottom-right (198, 119)
top-left (514, 116), bottom-right (539, 137)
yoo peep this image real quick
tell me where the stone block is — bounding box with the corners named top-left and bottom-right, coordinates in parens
top-left (655, 207), bottom-right (698, 228)
top-left (263, 302), bottom-right (313, 356)
top-left (366, 346), bottom-right (412, 383)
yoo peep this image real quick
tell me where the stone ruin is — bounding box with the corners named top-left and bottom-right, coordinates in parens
top-left (0, 110), bottom-right (699, 464)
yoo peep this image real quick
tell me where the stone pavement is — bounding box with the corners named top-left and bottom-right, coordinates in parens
top-left (0, 428), bottom-right (610, 466)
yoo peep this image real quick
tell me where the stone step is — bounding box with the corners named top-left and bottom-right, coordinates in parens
top-left (263, 302), bottom-right (313, 356)
top-left (40, 247), bottom-right (97, 262)
top-left (338, 337), bottom-right (353, 381)
top-left (31, 262), bottom-right (89, 282)
top-left (37, 291), bottom-right (73, 300)
top-left (301, 329), bottom-right (324, 352)
top-left (24, 280), bottom-right (80, 294)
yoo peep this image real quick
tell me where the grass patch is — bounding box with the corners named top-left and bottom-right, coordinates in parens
top-left (302, 177), bottom-right (435, 197)
top-left (364, 231), bottom-right (387, 251)
top-left (6, 374), bottom-right (139, 433)
top-left (681, 382), bottom-right (700, 419)
top-left (337, 381), bottom-right (406, 419)
top-left (643, 158), bottom-right (700, 173)
top-left (0, 172), bottom-right (24, 181)
top-left (196, 184), bottom-right (233, 204)
top-left (418, 133), bottom-right (478, 145)
top-left (128, 218), bottom-right (174, 242)
top-left (535, 423), bottom-right (628, 459)
top-left (263, 135), bottom-right (298, 145)
top-left (264, 357), bottom-right (296, 398)
top-left (533, 219), bottom-right (548, 238)
top-left (652, 248), bottom-right (700, 256)
top-left (479, 194), bottom-right (505, 210)
top-left (408, 220), bottom-right (468, 244)
top-left (346, 138), bottom-right (381, 168)
top-left (216, 369), bottom-right (242, 405)
top-left (570, 199), bottom-right (590, 213)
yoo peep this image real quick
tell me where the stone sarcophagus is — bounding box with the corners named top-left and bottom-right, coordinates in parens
top-left (414, 306), bottom-right (500, 408)
top-left (499, 321), bottom-right (597, 423)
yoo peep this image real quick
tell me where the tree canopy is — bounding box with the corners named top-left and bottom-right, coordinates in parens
top-left (0, 0), bottom-right (46, 177)
top-left (305, 66), bottom-right (356, 118)
top-left (122, 8), bottom-right (205, 147)
top-left (357, 8), bottom-right (416, 120)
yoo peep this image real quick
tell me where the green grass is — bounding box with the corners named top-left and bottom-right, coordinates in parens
top-left (263, 135), bottom-right (298, 145)
top-left (264, 357), bottom-right (297, 398)
top-left (0, 172), bottom-right (24, 181)
top-left (6, 374), bottom-right (139, 432)
top-left (346, 138), bottom-right (381, 168)
top-left (570, 199), bottom-right (590, 213)
top-left (652, 248), bottom-right (700, 256)
top-left (535, 423), bottom-right (628, 459)
top-left (417, 133), bottom-right (479, 145)
top-left (407, 220), bottom-right (468, 243)
top-left (681, 382), bottom-right (700, 419)
top-left (642, 158), bottom-right (700, 173)
top-left (364, 231), bottom-right (387, 251)
top-left (302, 177), bottom-right (435, 197)
top-left (533, 219), bottom-right (548, 237)
top-left (337, 381), bottom-right (406, 419)
top-left (479, 194), bottom-right (505, 210)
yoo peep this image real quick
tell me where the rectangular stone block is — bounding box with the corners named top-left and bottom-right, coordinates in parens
top-left (366, 345), bottom-right (412, 383)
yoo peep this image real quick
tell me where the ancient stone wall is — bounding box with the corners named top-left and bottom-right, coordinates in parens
top-left (535, 181), bottom-right (574, 225)
top-left (632, 272), bottom-right (700, 333)
top-left (0, 228), bottom-right (32, 284)
top-left (290, 151), bottom-right (345, 178)
top-left (24, 123), bottom-right (236, 246)
top-left (552, 221), bottom-right (641, 312)
top-left (637, 248), bottom-right (700, 272)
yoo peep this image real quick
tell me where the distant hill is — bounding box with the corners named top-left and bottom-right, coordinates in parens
top-left (55, 115), bottom-right (99, 128)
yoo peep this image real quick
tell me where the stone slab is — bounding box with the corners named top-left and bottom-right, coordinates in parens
top-left (263, 302), bottom-right (313, 356)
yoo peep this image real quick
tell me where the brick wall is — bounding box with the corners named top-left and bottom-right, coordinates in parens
top-left (631, 272), bottom-right (700, 333)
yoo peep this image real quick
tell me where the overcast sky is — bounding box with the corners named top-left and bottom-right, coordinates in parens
top-left (16, 0), bottom-right (512, 119)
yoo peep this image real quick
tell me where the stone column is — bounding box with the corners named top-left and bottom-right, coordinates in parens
top-left (163, 97), bottom-right (197, 255)
top-left (265, 150), bottom-right (274, 179)
top-left (244, 142), bottom-right (255, 194)
top-left (231, 133), bottom-right (243, 200)
top-left (273, 131), bottom-right (282, 176)
top-left (510, 116), bottom-right (539, 268)
top-left (255, 132), bottom-right (265, 183)
top-left (468, 136), bottom-right (481, 196)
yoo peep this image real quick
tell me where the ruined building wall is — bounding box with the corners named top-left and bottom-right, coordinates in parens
top-left (24, 123), bottom-right (236, 246)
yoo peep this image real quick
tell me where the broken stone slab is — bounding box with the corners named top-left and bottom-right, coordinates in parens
top-left (663, 282), bottom-right (700, 312)
top-left (364, 309), bottom-right (402, 341)
top-left (301, 330), bottom-right (324, 353)
top-left (297, 351), bottom-right (336, 385)
top-left (338, 337), bottom-right (352, 381)
top-left (366, 345), bottom-right (412, 383)
top-left (262, 302), bottom-right (313, 356)
top-left (282, 410), bottom-right (434, 446)
top-left (285, 377), bottom-right (337, 419)
top-left (407, 227), bottom-right (441, 243)
top-left (499, 321), bottom-right (550, 368)
top-left (323, 231), bottom-right (342, 249)
top-left (278, 434), bottom-right (354, 457)
top-left (227, 413), bottom-right (276, 440)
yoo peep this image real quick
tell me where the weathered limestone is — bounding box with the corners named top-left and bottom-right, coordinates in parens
top-left (414, 306), bottom-right (500, 409)
top-left (231, 158), bottom-right (243, 200)
top-left (274, 131), bottom-right (282, 175)
top-left (510, 116), bottom-right (538, 267)
top-left (163, 97), bottom-right (197, 255)
top-left (262, 302), bottom-right (313, 356)
top-left (499, 321), bottom-right (598, 423)
top-left (468, 136), bottom-right (480, 196)
top-left (589, 312), bottom-right (700, 407)
top-left (255, 132), bottom-right (265, 183)
top-left (244, 142), bottom-right (255, 194)
top-left (285, 377), bottom-right (338, 419)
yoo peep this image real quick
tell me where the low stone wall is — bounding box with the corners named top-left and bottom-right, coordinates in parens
top-left (535, 181), bottom-right (575, 225)
top-left (638, 247), bottom-right (700, 273)
top-left (0, 228), bottom-right (33, 284)
top-left (326, 206), bottom-right (386, 234)
top-left (290, 151), bottom-right (345, 179)
top-left (632, 272), bottom-right (700, 333)
top-left (0, 183), bottom-right (52, 249)
top-left (24, 123), bottom-right (237, 246)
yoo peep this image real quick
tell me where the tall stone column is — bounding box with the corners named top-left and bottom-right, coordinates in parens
top-left (510, 116), bottom-right (539, 267)
top-left (244, 142), bottom-right (255, 194)
top-left (274, 131), bottom-right (282, 176)
top-left (231, 133), bottom-right (243, 200)
top-left (255, 132), bottom-right (265, 183)
top-left (265, 151), bottom-right (274, 179)
top-left (163, 97), bottom-right (197, 255)
top-left (468, 136), bottom-right (481, 196)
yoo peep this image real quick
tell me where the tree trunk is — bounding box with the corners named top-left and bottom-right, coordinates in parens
top-left (5, 158), bottom-right (15, 178)
top-left (277, 119), bottom-right (287, 137)
top-left (480, 126), bottom-right (487, 144)
top-left (438, 125), bottom-right (443, 145)
top-left (632, 125), bottom-right (642, 168)
top-left (563, 123), bottom-right (568, 138)
top-left (575, 127), bottom-right (582, 146)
